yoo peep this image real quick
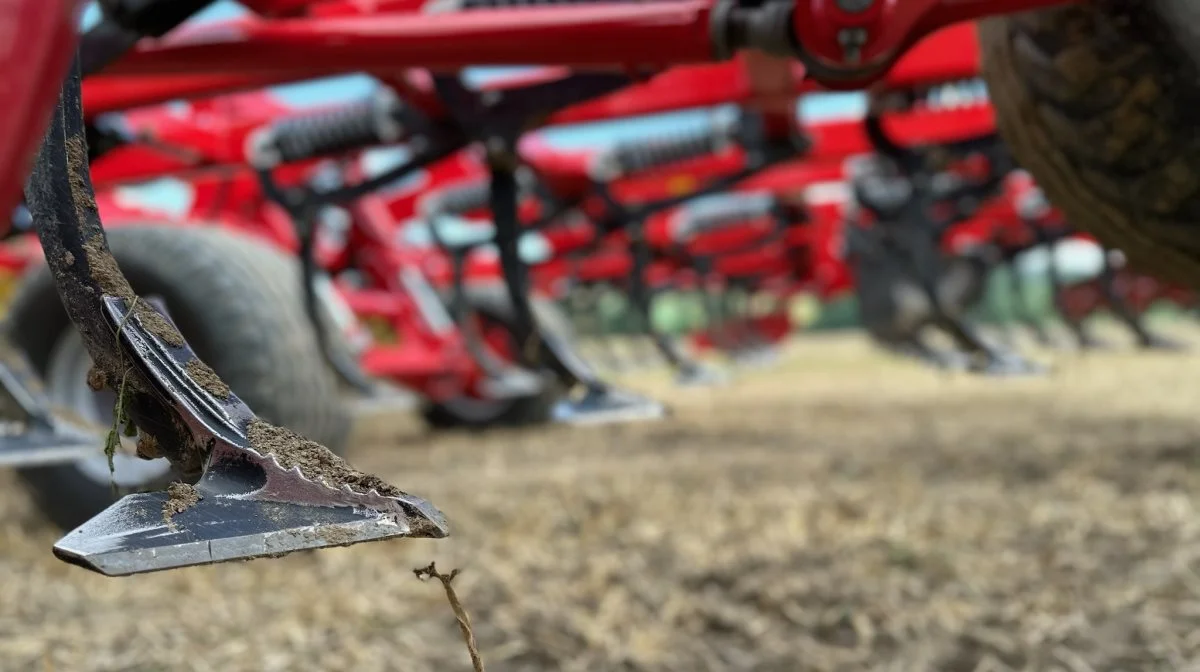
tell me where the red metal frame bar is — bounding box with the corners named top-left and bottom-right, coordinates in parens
top-left (548, 22), bottom-right (983, 125)
top-left (0, 0), bottom-right (86, 218)
top-left (91, 0), bottom-right (1074, 86)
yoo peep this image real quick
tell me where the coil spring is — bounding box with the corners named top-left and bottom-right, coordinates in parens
top-left (607, 125), bottom-right (730, 176)
top-left (692, 194), bottom-right (776, 229)
top-left (676, 194), bottom-right (776, 240)
top-left (431, 181), bottom-right (492, 217)
top-left (265, 91), bottom-right (398, 165)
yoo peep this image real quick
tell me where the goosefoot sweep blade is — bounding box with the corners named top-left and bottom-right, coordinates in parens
top-left (728, 344), bottom-right (781, 369)
top-left (551, 384), bottom-right (669, 426)
top-left (0, 419), bottom-right (98, 468)
top-left (674, 363), bottom-right (731, 388)
top-left (52, 297), bottom-right (448, 577)
top-left (538, 326), bottom-right (670, 425)
top-left (53, 486), bottom-right (438, 577)
top-left (971, 351), bottom-right (1051, 377)
top-left (0, 333), bottom-right (103, 468)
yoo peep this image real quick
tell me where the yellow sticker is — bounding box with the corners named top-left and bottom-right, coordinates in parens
top-left (665, 174), bottom-right (698, 196)
top-left (364, 317), bottom-right (398, 345)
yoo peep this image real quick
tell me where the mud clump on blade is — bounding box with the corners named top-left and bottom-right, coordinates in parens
top-left (81, 237), bottom-right (185, 348)
top-left (185, 358), bottom-right (231, 399)
top-left (246, 419), bottom-right (404, 497)
top-left (65, 136), bottom-right (98, 224)
top-left (86, 367), bottom-right (106, 391)
top-left (131, 303), bottom-right (185, 348)
top-left (162, 482), bottom-right (201, 528)
top-left (136, 432), bottom-right (160, 460)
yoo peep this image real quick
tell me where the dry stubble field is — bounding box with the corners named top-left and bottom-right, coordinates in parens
top-left (6, 328), bottom-right (1200, 671)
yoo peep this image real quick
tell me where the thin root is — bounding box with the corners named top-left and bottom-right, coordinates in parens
top-left (414, 562), bottom-right (485, 672)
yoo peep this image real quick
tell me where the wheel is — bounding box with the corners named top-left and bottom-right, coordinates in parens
top-left (9, 224), bottom-right (352, 531)
top-left (978, 3), bottom-right (1200, 287)
top-left (422, 284), bottom-right (568, 429)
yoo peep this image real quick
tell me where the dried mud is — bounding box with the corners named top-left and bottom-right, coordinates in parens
top-left (185, 358), bottom-right (231, 399)
top-left (7, 330), bottom-right (1200, 671)
top-left (162, 482), bottom-right (201, 528)
top-left (82, 237), bottom-right (185, 349)
top-left (246, 419), bottom-right (404, 497)
top-left (135, 432), bottom-right (160, 460)
top-left (64, 136), bottom-right (97, 226)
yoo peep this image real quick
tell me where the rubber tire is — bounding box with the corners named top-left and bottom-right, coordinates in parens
top-left (978, 4), bottom-right (1200, 287)
top-left (422, 285), bottom-right (568, 430)
top-left (9, 225), bottom-right (352, 531)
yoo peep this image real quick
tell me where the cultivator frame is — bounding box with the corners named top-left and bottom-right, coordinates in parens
top-left (77, 38), bottom-right (1015, 389)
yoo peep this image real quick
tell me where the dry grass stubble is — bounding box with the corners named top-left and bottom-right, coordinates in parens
top-left (4, 332), bottom-right (1200, 670)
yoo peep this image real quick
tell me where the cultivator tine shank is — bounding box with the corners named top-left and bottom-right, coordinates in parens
top-left (625, 221), bottom-right (725, 386)
top-left (29, 56), bottom-right (446, 576)
top-left (441, 94), bottom-right (669, 424)
top-left (1094, 250), bottom-right (1191, 352)
top-left (434, 231), bottom-right (548, 401)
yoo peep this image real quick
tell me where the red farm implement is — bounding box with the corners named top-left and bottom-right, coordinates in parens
top-left (79, 72), bottom-right (993, 388)
top-left (62, 23), bottom-right (993, 401)
top-left (0, 0), bottom-right (1194, 578)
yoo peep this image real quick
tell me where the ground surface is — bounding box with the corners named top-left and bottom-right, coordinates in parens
top-left (6, 327), bottom-right (1200, 671)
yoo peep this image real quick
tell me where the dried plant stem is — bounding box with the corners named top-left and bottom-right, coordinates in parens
top-left (103, 297), bottom-right (141, 483)
top-left (415, 562), bottom-right (485, 672)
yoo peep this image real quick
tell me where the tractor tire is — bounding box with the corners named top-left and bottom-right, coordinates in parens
top-left (422, 284), bottom-right (568, 430)
top-left (9, 225), bottom-right (352, 531)
top-left (978, 3), bottom-right (1200, 287)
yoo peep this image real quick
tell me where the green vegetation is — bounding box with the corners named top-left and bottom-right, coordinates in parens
top-left (560, 268), bottom-right (1195, 336)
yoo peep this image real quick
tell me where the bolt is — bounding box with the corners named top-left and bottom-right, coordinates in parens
top-left (835, 0), bottom-right (874, 12)
top-left (485, 136), bottom-right (506, 154)
top-left (837, 28), bottom-right (868, 65)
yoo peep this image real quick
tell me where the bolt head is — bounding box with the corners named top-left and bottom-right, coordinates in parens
top-left (835, 0), bottom-right (874, 13)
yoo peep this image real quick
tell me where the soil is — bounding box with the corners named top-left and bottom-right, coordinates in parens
top-left (135, 432), bottom-right (160, 460)
top-left (64, 137), bottom-right (97, 226)
top-left (161, 482), bottom-right (200, 529)
top-left (84, 367), bottom-right (105, 392)
top-left (246, 419), bottom-right (405, 498)
top-left (185, 358), bottom-right (231, 399)
top-left (7, 329), bottom-right (1200, 670)
top-left (81, 237), bottom-right (184, 349)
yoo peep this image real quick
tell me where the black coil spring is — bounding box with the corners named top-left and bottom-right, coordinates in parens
top-left (608, 125), bottom-right (728, 176)
top-left (685, 194), bottom-right (777, 234)
top-left (432, 181), bottom-right (491, 216)
top-left (268, 95), bottom-right (391, 164)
